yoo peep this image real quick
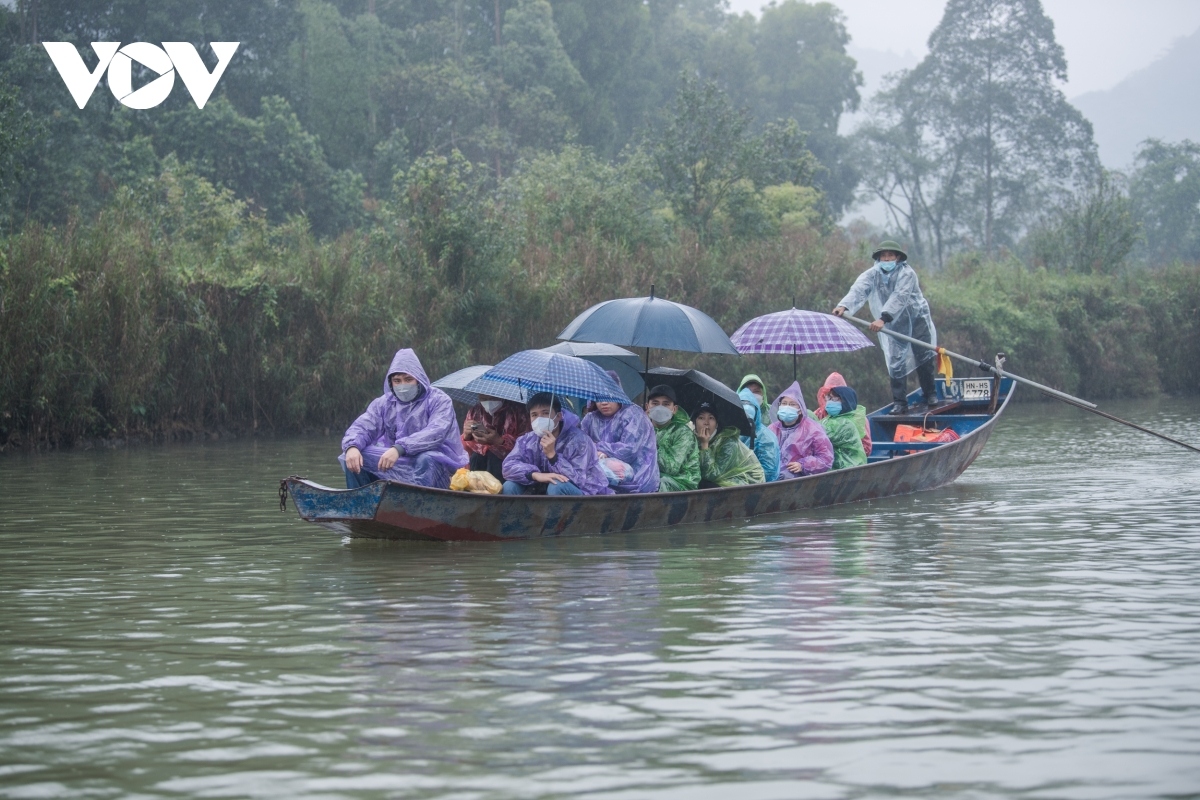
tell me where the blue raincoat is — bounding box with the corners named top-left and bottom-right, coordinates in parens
top-left (502, 410), bottom-right (613, 496)
top-left (837, 261), bottom-right (937, 379)
top-left (339, 349), bottom-right (468, 489)
top-left (738, 387), bottom-right (781, 482)
top-left (581, 404), bottom-right (660, 494)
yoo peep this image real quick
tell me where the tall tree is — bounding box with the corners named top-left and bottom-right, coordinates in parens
top-left (858, 0), bottom-right (1097, 262)
top-left (1129, 139), bottom-right (1200, 265)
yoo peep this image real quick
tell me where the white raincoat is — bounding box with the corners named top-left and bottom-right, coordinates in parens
top-left (838, 262), bottom-right (937, 379)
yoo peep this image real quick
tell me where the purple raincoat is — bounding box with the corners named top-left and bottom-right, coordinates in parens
top-left (339, 349), bottom-right (468, 488)
top-left (581, 404), bottom-right (660, 493)
top-left (502, 410), bottom-right (613, 496)
top-left (768, 381), bottom-right (833, 480)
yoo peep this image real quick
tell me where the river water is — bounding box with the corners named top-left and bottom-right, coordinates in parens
top-left (2, 398), bottom-right (1199, 799)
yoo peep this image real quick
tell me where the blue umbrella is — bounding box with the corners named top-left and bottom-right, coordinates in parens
top-left (540, 342), bottom-right (646, 400)
top-left (432, 365), bottom-right (527, 406)
top-left (556, 286), bottom-right (739, 355)
top-left (474, 350), bottom-right (630, 404)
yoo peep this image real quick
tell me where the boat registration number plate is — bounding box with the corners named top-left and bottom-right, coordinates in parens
top-left (961, 378), bottom-right (991, 400)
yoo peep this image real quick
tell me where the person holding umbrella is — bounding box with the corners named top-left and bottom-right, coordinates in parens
top-left (501, 393), bottom-right (612, 496)
top-left (581, 372), bottom-right (660, 494)
top-left (769, 382), bottom-right (833, 479)
top-left (833, 241), bottom-right (941, 415)
top-left (645, 384), bottom-right (700, 493)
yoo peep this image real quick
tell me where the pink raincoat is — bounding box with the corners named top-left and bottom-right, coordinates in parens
top-left (768, 381), bottom-right (833, 479)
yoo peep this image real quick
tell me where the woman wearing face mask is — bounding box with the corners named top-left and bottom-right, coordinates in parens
top-left (814, 371), bottom-right (872, 456)
top-left (462, 395), bottom-right (530, 482)
top-left (644, 385), bottom-right (700, 492)
top-left (738, 387), bottom-right (781, 482)
top-left (768, 382), bottom-right (833, 480)
top-left (832, 241), bottom-right (941, 415)
top-left (819, 385), bottom-right (868, 470)
top-left (340, 348), bottom-right (468, 489)
top-left (501, 394), bottom-right (612, 496)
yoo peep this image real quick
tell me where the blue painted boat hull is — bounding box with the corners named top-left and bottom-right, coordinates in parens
top-left (283, 379), bottom-right (1013, 541)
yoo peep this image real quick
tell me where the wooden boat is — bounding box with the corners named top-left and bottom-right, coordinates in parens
top-left (280, 376), bottom-right (1014, 541)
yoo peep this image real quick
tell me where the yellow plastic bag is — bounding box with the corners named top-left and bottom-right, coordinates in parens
top-left (467, 471), bottom-right (502, 494)
top-left (449, 468), bottom-right (472, 492)
top-left (450, 468), bottom-right (502, 494)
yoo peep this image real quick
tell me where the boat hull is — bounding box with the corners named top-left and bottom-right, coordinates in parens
top-left (284, 387), bottom-right (1010, 542)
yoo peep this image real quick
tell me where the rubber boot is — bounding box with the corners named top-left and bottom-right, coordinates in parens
top-left (889, 376), bottom-right (909, 415)
top-left (916, 358), bottom-right (940, 409)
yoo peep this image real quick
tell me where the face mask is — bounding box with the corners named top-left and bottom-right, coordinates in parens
top-left (481, 400), bottom-right (502, 415)
top-left (751, 392), bottom-right (763, 404)
top-left (776, 406), bottom-right (800, 425)
top-left (743, 403), bottom-right (757, 421)
top-left (647, 405), bottom-right (674, 426)
top-left (825, 400), bottom-right (843, 417)
top-left (392, 383), bottom-right (420, 402)
top-left (531, 416), bottom-right (556, 436)
top-left (876, 259), bottom-right (900, 274)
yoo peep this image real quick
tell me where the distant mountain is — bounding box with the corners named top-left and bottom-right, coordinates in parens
top-left (1073, 27), bottom-right (1200, 169)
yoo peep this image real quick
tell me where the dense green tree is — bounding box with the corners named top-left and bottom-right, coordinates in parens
top-left (1129, 139), bottom-right (1200, 265)
top-left (646, 77), bottom-right (818, 241)
top-left (858, 0), bottom-right (1097, 263)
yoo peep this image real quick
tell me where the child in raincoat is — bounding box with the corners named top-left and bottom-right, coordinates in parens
top-left (738, 388), bottom-right (781, 482)
top-left (693, 402), bottom-right (765, 488)
top-left (820, 386), bottom-right (868, 470)
top-left (769, 382), bottom-right (833, 479)
top-left (581, 373), bottom-right (660, 494)
top-left (644, 384), bottom-right (700, 492)
top-left (340, 348), bottom-right (468, 489)
top-left (814, 372), bottom-right (872, 456)
top-left (833, 241), bottom-right (940, 415)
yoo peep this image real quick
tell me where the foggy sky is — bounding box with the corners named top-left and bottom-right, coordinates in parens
top-left (728, 0), bottom-right (1200, 97)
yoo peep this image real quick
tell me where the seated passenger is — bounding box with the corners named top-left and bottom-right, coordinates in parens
top-left (820, 386), bottom-right (868, 470)
top-left (692, 402), bottom-right (765, 488)
top-left (768, 382), bottom-right (833, 479)
top-left (815, 371), bottom-right (872, 455)
top-left (581, 375), bottom-right (660, 493)
top-left (737, 373), bottom-right (771, 420)
top-left (738, 388), bottom-right (781, 482)
top-left (644, 384), bottom-right (700, 492)
top-left (501, 393), bottom-right (612, 496)
top-left (340, 348), bottom-right (468, 489)
top-left (462, 395), bottom-right (530, 482)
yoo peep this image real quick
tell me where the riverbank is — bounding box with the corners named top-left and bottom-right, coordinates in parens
top-left (2, 167), bottom-right (1197, 450)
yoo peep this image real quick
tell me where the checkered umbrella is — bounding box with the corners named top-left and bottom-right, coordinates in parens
top-left (730, 308), bottom-right (874, 379)
top-left (475, 350), bottom-right (631, 404)
top-left (432, 365), bottom-right (527, 406)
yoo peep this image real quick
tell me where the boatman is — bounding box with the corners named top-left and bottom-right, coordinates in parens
top-left (340, 348), bottom-right (468, 489)
top-left (833, 241), bottom-right (941, 415)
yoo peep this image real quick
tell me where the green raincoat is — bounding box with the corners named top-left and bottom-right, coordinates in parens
top-left (821, 413), bottom-right (868, 470)
top-left (655, 408), bottom-right (701, 492)
top-left (699, 428), bottom-right (766, 487)
top-left (737, 374), bottom-right (771, 419)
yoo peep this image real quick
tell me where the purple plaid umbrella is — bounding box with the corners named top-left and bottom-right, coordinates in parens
top-left (730, 306), bottom-right (874, 380)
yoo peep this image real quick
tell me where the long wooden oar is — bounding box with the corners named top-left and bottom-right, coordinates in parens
top-left (838, 312), bottom-right (1200, 455)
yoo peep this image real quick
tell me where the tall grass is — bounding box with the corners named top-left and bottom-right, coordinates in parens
top-left (2, 158), bottom-right (1197, 450)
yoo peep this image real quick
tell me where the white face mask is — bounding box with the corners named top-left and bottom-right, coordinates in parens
top-left (531, 416), bottom-right (556, 436)
top-left (481, 400), bottom-right (502, 415)
top-left (392, 383), bottom-right (420, 402)
top-left (647, 405), bottom-right (674, 426)
top-left (743, 403), bottom-right (757, 421)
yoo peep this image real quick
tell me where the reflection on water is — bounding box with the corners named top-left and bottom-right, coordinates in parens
top-left (1, 398), bottom-right (1199, 798)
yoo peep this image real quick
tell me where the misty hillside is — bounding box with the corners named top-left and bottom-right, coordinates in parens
top-left (1073, 26), bottom-right (1200, 168)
